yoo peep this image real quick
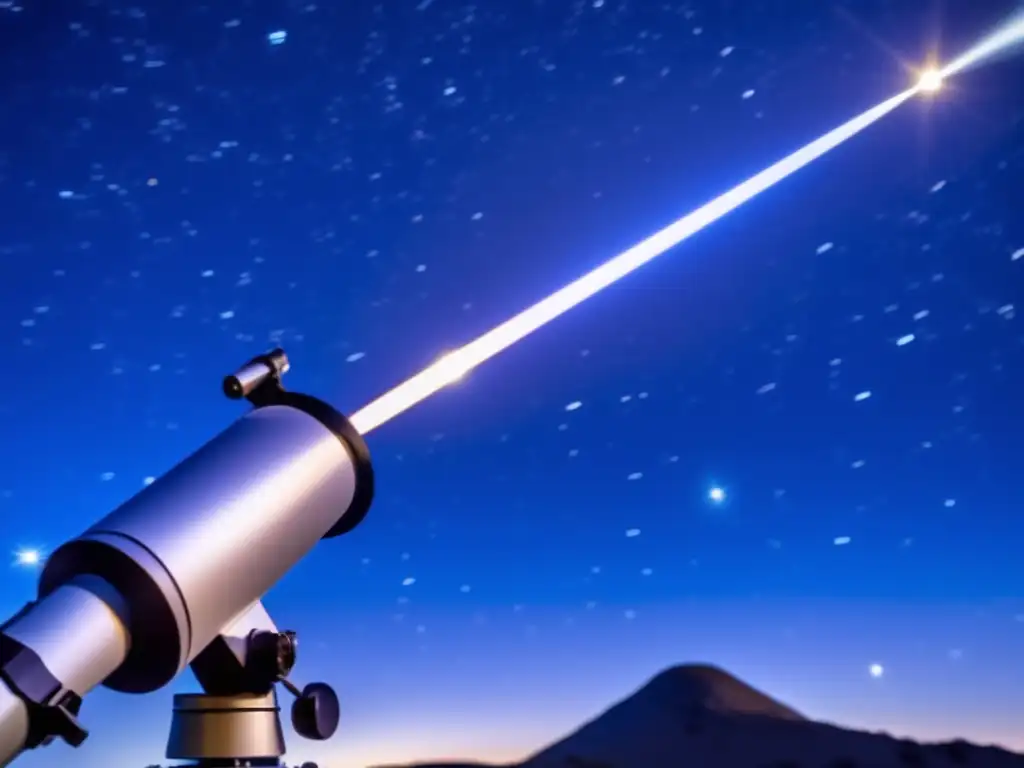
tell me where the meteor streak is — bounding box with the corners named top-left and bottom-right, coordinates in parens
top-left (349, 87), bottom-right (914, 435)
top-left (349, 15), bottom-right (1024, 437)
top-left (940, 11), bottom-right (1024, 78)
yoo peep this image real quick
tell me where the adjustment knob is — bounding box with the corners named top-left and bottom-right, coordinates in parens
top-left (248, 630), bottom-right (297, 685)
top-left (291, 682), bottom-right (339, 741)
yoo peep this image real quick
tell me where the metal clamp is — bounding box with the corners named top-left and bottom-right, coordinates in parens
top-left (0, 616), bottom-right (88, 749)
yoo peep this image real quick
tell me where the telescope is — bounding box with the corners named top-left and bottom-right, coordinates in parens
top-left (0, 349), bottom-right (374, 767)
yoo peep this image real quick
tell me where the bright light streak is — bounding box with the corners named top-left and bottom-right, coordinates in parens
top-left (940, 11), bottom-right (1024, 78)
top-left (349, 87), bottom-right (915, 435)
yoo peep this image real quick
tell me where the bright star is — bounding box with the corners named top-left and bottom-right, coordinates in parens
top-left (869, 663), bottom-right (885, 678)
top-left (918, 69), bottom-right (943, 92)
top-left (13, 548), bottom-right (42, 567)
top-left (708, 486), bottom-right (726, 503)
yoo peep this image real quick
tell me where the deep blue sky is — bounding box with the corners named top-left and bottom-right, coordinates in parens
top-left (2, 1), bottom-right (1024, 766)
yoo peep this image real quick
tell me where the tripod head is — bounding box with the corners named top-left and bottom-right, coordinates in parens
top-left (167, 600), bottom-right (340, 766)
top-left (0, 349), bottom-right (374, 767)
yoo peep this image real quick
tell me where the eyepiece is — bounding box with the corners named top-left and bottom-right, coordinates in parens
top-left (223, 349), bottom-right (291, 400)
top-left (223, 363), bottom-right (269, 400)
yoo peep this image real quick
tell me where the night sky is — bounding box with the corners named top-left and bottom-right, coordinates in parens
top-left (2, 1), bottom-right (1024, 767)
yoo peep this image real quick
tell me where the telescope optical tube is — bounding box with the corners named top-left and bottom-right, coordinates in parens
top-left (39, 399), bottom-right (372, 694)
top-left (0, 354), bottom-right (373, 766)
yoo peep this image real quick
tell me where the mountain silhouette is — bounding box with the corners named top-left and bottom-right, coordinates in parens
top-left (376, 663), bottom-right (1024, 768)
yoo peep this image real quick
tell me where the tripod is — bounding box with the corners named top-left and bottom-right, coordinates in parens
top-left (166, 625), bottom-right (338, 768)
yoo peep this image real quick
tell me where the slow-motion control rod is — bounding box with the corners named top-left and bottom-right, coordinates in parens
top-left (0, 349), bottom-right (374, 767)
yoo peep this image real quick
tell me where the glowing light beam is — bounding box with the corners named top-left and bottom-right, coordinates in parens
top-left (940, 11), bottom-right (1024, 79)
top-left (349, 86), bottom-right (915, 435)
